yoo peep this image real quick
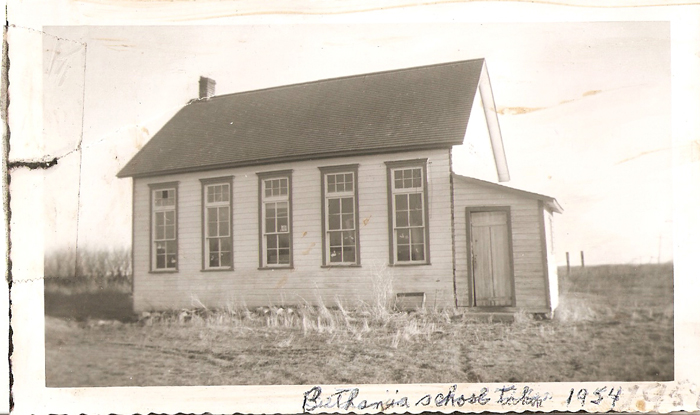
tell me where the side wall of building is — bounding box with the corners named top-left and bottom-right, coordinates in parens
top-left (452, 178), bottom-right (549, 312)
top-left (132, 149), bottom-right (455, 311)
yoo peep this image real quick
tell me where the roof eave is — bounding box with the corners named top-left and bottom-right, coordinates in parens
top-left (118, 143), bottom-right (457, 179)
top-left (453, 174), bottom-right (562, 213)
top-left (547, 199), bottom-right (564, 214)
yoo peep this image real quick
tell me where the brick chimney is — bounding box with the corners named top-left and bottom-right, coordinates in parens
top-left (199, 76), bottom-right (216, 99)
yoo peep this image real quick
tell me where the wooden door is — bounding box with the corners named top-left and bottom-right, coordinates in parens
top-left (470, 210), bottom-right (514, 307)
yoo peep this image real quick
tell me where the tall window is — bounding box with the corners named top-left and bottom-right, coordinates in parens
top-left (386, 160), bottom-right (430, 264)
top-left (201, 177), bottom-right (233, 270)
top-left (320, 165), bottom-right (360, 266)
top-left (258, 171), bottom-right (293, 268)
top-left (150, 182), bottom-right (178, 271)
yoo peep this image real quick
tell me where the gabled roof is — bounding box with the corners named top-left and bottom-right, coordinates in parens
top-left (118, 59), bottom-right (501, 178)
top-left (453, 174), bottom-right (563, 213)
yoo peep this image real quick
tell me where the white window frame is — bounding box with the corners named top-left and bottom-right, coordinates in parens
top-left (386, 160), bottom-right (430, 265)
top-left (320, 165), bottom-right (360, 267)
top-left (149, 182), bottom-right (178, 272)
top-left (258, 171), bottom-right (293, 268)
top-left (201, 177), bottom-right (233, 270)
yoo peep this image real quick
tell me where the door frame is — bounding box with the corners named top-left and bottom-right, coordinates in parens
top-left (465, 206), bottom-right (516, 307)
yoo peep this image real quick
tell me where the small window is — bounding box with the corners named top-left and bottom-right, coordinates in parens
top-left (150, 183), bottom-right (178, 271)
top-left (320, 165), bottom-right (360, 266)
top-left (258, 171), bottom-right (293, 268)
top-left (201, 178), bottom-right (233, 270)
top-left (386, 160), bottom-right (430, 265)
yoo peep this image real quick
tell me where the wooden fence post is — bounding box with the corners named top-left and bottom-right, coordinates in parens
top-left (566, 252), bottom-right (570, 275)
top-left (580, 251), bottom-right (585, 268)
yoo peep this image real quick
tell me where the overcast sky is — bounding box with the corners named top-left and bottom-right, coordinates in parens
top-left (42, 22), bottom-right (671, 265)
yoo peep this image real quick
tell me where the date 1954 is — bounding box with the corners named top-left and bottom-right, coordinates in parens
top-left (566, 386), bottom-right (622, 409)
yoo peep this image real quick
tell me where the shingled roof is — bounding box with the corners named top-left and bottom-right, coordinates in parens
top-left (118, 59), bottom-right (487, 178)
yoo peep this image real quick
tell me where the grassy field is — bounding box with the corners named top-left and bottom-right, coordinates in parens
top-left (45, 263), bottom-right (673, 387)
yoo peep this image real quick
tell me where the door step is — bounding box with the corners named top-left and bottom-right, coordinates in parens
top-left (459, 310), bottom-right (516, 323)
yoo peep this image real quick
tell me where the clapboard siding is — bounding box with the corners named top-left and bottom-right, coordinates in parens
top-left (132, 148), bottom-right (454, 311)
top-left (453, 177), bottom-right (549, 311)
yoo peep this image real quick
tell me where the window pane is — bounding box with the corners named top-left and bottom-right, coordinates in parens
top-left (265, 205), bottom-right (276, 233)
top-left (413, 168), bottom-right (422, 186)
top-left (345, 174), bottom-right (354, 191)
top-left (327, 175), bottom-right (336, 193)
top-left (280, 179), bottom-right (288, 196)
top-left (219, 220), bottom-right (229, 237)
top-left (397, 245), bottom-right (410, 262)
top-left (341, 213), bottom-right (353, 230)
top-left (409, 194), bottom-right (423, 226)
top-left (329, 213), bottom-right (340, 230)
top-left (396, 211), bottom-right (408, 227)
top-left (265, 218), bottom-right (276, 234)
top-left (395, 194), bottom-right (408, 211)
top-left (343, 246), bottom-right (356, 263)
top-left (218, 206), bottom-right (228, 222)
top-left (277, 202), bottom-right (288, 217)
top-left (341, 197), bottom-right (353, 214)
top-left (329, 198), bottom-right (340, 214)
top-left (395, 169), bottom-right (404, 187)
top-left (156, 241), bottom-right (166, 254)
top-left (220, 252), bottom-right (232, 267)
top-left (155, 212), bottom-right (164, 227)
top-left (222, 184), bottom-right (230, 202)
top-left (156, 254), bottom-right (166, 269)
top-left (209, 238), bottom-right (220, 254)
top-left (329, 247), bottom-right (342, 262)
top-left (342, 231), bottom-right (355, 245)
top-left (209, 253), bottom-right (219, 268)
top-left (277, 216), bottom-right (288, 233)
top-left (155, 190), bottom-right (168, 206)
top-left (167, 254), bottom-right (177, 267)
top-left (279, 234), bottom-right (290, 249)
top-left (409, 193), bottom-right (422, 209)
top-left (165, 224), bottom-right (175, 240)
top-left (266, 235), bottom-right (278, 249)
top-left (409, 210), bottom-right (423, 227)
top-left (166, 241), bottom-right (177, 254)
top-left (208, 225), bottom-right (218, 239)
top-left (411, 228), bottom-right (424, 244)
top-left (278, 249), bottom-right (290, 264)
top-left (412, 244), bottom-right (425, 261)
top-left (267, 249), bottom-right (278, 264)
top-left (397, 229), bottom-right (410, 243)
top-left (329, 231), bottom-right (341, 247)
top-left (156, 224), bottom-right (165, 240)
top-left (220, 237), bottom-right (232, 252)
top-left (165, 211), bottom-right (175, 224)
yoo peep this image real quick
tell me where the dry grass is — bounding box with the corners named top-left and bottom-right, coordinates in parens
top-left (45, 263), bottom-right (673, 387)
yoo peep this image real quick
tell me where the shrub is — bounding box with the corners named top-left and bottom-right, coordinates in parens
top-left (44, 247), bottom-right (132, 293)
